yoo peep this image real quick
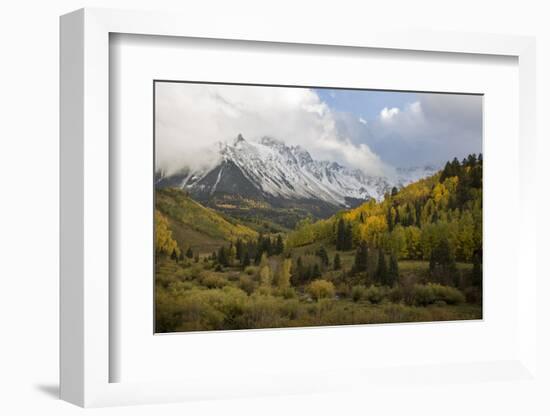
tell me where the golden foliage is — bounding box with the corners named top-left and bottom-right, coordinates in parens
top-left (155, 210), bottom-right (179, 256)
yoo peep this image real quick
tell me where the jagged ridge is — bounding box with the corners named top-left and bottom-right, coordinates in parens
top-left (156, 135), bottom-right (437, 208)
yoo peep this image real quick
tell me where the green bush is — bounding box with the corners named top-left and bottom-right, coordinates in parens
top-left (387, 286), bottom-right (403, 303)
top-left (244, 266), bottom-right (258, 276)
top-left (429, 283), bottom-right (465, 305)
top-left (276, 286), bottom-right (297, 299)
top-left (365, 285), bottom-right (386, 304)
top-left (412, 284), bottom-right (436, 306)
top-left (412, 283), bottom-right (465, 306)
top-left (351, 285), bottom-right (367, 302)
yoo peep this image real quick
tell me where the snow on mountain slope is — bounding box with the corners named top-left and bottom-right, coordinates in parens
top-left (156, 135), bottom-right (438, 207)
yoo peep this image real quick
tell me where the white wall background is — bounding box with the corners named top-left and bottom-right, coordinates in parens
top-left (0, 1), bottom-right (548, 415)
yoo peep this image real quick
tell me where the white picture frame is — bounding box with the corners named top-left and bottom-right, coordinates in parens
top-left (60, 7), bottom-right (538, 408)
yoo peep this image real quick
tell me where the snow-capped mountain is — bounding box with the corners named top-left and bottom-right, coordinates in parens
top-left (156, 135), bottom-right (438, 209)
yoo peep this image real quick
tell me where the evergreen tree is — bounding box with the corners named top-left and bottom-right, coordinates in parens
top-left (235, 238), bottom-right (243, 261)
top-left (353, 241), bottom-right (368, 273)
top-left (359, 212), bottom-right (365, 223)
top-left (242, 251), bottom-right (251, 268)
top-left (405, 204), bottom-right (413, 226)
top-left (470, 164), bottom-right (482, 189)
top-left (450, 157), bottom-right (461, 176)
top-left (264, 236), bottom-right (272, 256)
top-left (316, 246), bottom-right (329, 266)
top-left (345, 222), bottom-right (353, 250)
top-left (312, 263), bottom-right (322, 279)
top-left (429, 239), bottom-right (457, 285)
top-left (171, 249), bottom-right (178, 262)
top-left (394, 205), bottom-right (400, 226)
top-left (376, 248), bottom-right (388, 285)
top-left (333, 253), bottom-right (341, 270)
top-left (194, 253), bottom-right (200, 263)
top-left (218, 246), bottom-right (228, 267)
top-left (440, 161), bottom-right (453, 182)
top-left (429, 250), bottom-right (436, 274)
top-left (275, 234), bottom-right (284, 255)
top-left (178, 251), bottom-right (185, 262)
top-left (293, 256), bottom-right (304, 285)
top-left (391, 186), bottom-right (399, 197)
top-left (336, 218), bottom-right (345, 250)
top-left (415, 201), bottom-right (422, 227)
top-left (186, 247), bottom-right (193, 259)
top-left (228, 243), bottom-right (237, 265)
top-left (388, 252), bottom-right (399, 287)
top-left (455, 170), bottom-right (472, 209)
top-left (386, 206), bottom-right (394, 232)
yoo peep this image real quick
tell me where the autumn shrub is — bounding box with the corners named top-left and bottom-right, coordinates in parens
top-left (226, 271), bottom-right (240, 282)
top-left (200, 272), bottom-right (226, 289)
top-left (155, 289), bottom-right (183, 332)
top-left (335, 282), bottom-right (351, 299)
top-left (280, 298), bottom-right (301, 320)
top-left (276, 286), bottom-right (297, 300)
top-left (306, 279), bottom-right (335, 301)
top-left (170, 289), bottom-right (226, 331)
top-left (239, 295), bottom-right (283, 329)
top-left (238, 275), bottom-right (256, 295)
top-left (216, 287), bottom-right (248, 329)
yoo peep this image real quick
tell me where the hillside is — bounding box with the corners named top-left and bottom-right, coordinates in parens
top-left (286, 154), bottom-right (483, 269)
top-left (156, 188), bottom-right (257, 253)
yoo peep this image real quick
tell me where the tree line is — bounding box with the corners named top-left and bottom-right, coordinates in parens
top-left (288, 154), bottom-right (483, 268)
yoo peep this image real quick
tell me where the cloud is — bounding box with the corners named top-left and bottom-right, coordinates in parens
top-left (349, 94), bottom-right (482, 168)
top-left (358, 117), bottom-right (367, 125)
top-left (155, 83), bottom-right (389, 176)
top-left (379, 107), bottom-right (400, 121)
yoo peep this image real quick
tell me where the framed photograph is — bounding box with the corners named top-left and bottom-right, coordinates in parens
top-left (153, 80), bottom-right (483, 334)
top-left (60, 8), bottom-right (538, 408)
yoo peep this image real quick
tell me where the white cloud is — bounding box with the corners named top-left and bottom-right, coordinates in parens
top-left (358, 117), bottom-right (367, 125)
top-left (155, 83), bottom-right (389, 176)
top-left (379, 107), bottom-right (400, 121)
top-left (359, 95), bottom-right (482, 168)
top-left (408, 101), bottom-right (422, 114)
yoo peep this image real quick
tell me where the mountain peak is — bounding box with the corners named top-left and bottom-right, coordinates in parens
top-left (233, 133), bottom-right (246, 146)
top-left (158, 136), bottom-right (437, 207)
